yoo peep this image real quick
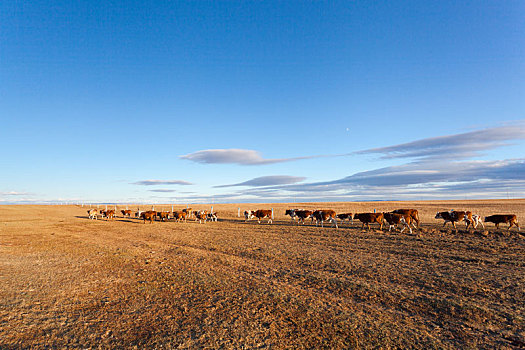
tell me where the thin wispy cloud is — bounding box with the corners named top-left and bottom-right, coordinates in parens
top-left (356, 124), bottom-right (525, 160)
top-left (149, 189), bottom-right (177, 193)
top-left (215, 175), bottom-right (306, 188)
top-left (132, 180), bottom-right (193, 186)
top-left (0, 191), bottom-right (31, 196)
top-left (180, 149), bottom-right (326, 166)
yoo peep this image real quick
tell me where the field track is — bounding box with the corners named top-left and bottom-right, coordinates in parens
top-left (1, 200), bottom-right (524, 349)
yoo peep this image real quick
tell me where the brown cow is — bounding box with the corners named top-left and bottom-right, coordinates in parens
top-left (157, 211), bottom-right (170, 222)
top-left (484, 214), bottom-right (520, 231)
top-left (121, 209), bottom-right (132, 217)
top-left (140, 211), bottom-right (156, 224)
top-left (103, 210), bottom-right (115, 220)
top-left (87, 209), bottom-right (98, 220)
top-left (245, 209), bottom-right (273, 224)
top-left (435, 210), bottom-right (471, 229)
top-left (392, 209), bottom-right (420, 228)
top-left (195, 211), bottom-right (208, 224)
top-left (353, 213), bottom-right (384, 231)
top-left (183, 208), bottom-right (193, 218)
top-left (311, 210), bottom-right (338, 228)
top-left (285, 209), bottom-right (313, 225)
top-left (172, 211), bottom-right (187, 222)
top-left (336, 213), bottom-right (353, 225)
top-left (383, 212), bottom-right (412, 234)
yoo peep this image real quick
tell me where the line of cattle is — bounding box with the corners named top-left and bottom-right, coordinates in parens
top-left (87, 208), bottom-right (217, 224)
top-left (86, 207), bottom-right (520, 232)
top-left (246, 208), bottom-right (520, 233)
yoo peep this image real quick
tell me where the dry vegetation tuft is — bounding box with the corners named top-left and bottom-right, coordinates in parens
top-left (1, 200), bottom-right (524, 349)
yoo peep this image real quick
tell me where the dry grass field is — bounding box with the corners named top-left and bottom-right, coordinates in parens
top-left (1, 200), bottom-right (524, 349)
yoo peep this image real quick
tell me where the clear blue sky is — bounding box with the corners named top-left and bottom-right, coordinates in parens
top-left (1, 1), bottom-right (524, 204)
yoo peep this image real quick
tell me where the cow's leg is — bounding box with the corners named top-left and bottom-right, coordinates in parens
top-left (496, 223), bottom-right (500, 229)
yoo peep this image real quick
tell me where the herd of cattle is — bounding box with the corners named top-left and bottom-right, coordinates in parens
top-left (246, 208), bottom-right (520, 232)
top-left (86, 207), bottom-right (520, 232)
top-left (87, 208), bottom-right (217, 224)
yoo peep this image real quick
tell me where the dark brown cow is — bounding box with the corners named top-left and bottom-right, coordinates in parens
top-left (383, 212), bottom-right (412, 234)
top-left (172, 211), bottom-right (187, 222)
top-left (484, 214), bottom-right (520, 231)
top-left (140, 211), bottom-right (156, 224)
top-left (336, 213), bottom-right (353, 225)
top-left (103, 210), bottom-right (115, 220)
top-left (183, 208), bottom-right (193, 218)
top-left (435, 210), bottom-right (470, 229)
top-left (121, 209), bottom-right (132, 217)
top-left (311, 210), bottom-right (338, 228)
top-left (157, 211), bottom-right (170, 221)
top-left (353, 213), bottom-right (384, 231)
top-left (392, 209), bottom-right (420, 228)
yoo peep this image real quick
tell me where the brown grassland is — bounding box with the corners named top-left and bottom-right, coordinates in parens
top-left (1, 200), bottom-right (524, 349)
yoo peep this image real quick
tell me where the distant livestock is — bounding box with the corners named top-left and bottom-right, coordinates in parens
top-left (311, 210), bottom-right (338, 228)
top-left (383, 212), bottom-right (412, 234)
top-left (245, 210), bottom-right (273, 224)
top-left (285, 209), bottom-right (313, 225)
top-left (102, 210), bottom-right (115, 220)
top-left (121, 209), bottom-right (132, 217)
top-left (336, 213), bottom-right (353, 225)
top-left (172, 211), bottom-right (187, 222)
top-left (87, 209), bottom-right (98, 220)
top-left (140, 211), bottom-right (156, 224)
top-left (354, 213), bottom-right (384, 231)
top-left (157, 211), bottom-right (170, 222)
top-left (484, 214), bottom-right (520, 231)
top-left (195, 211), bottom-right (208, 224)
top-left (435, 211), bottom-right (471, 229)
top-left (392, 209), bottom-right (420, 228)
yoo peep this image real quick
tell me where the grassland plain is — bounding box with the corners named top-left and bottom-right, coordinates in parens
top-left (1, 200), bottom-right (524, 349)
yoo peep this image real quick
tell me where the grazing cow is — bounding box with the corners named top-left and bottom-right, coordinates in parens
top-left (336, 213), bottom-right (353, 225)
top-left (121, 209), bottom-right (132, 217)
top-left (484, 214), bottom-right (520, 231)
top-left (383, 212), bottom-right (412, 234)
top-left (87, 209), bottom-right (98, 220)
top-left (392, 209), bottom-right (420, 228)
top-left (245, 209), bottom-right (273, 224)
top-left (183, 208), bottom-right (193, 218)
top-left (435, 210), bottom-right (469, 229)
top-left (311, 210), bottom-right (338, 228)
top-left (140, 211), bottom-right (156, 224)
top-left (244, 210), bottom-right (254, 221)
top-left (353, 213), bottom-right (384, 231)
top-left (157, 211), bottom-right (170, 222)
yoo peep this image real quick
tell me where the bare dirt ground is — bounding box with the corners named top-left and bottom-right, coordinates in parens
top-left (1, 200), bottom-right (524, 349)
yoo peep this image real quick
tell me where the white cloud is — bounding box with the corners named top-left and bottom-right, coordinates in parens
top-left (215, 175), bottom-right (306, 188)
top-left (180, 149), bottom-right (324, 165)
top-left (132, 180), bottom-right (193, 186)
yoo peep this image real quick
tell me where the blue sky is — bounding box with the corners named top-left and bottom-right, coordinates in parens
top-left (1, 1), bottom-right (524, 204)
